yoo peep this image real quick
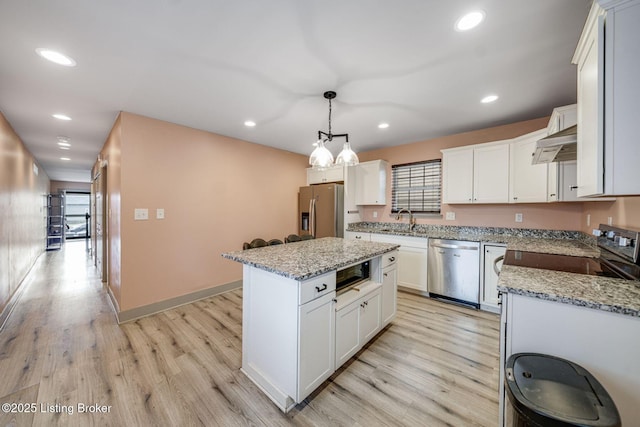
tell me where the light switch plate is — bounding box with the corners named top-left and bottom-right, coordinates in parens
top-left (445, 212), bottom-right (455, 221)
top-left (515, 213), bottom-right (523, 223)
top-left (134, 208), bottom-right (148, 220)
top-left (156, 208), bottom-right (165, 219)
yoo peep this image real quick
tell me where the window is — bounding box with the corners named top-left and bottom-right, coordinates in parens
top-left (391, 159), bottom-right (442, 214)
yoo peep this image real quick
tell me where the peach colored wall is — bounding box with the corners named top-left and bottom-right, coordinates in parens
top-left (0, 112), bottom-right (50, 314)
top-left (581, 197), bottom-right (640, 232)
top-left (116, 112), bottom-right (308, 311)
top-left (357, 117), bottom-right (586, 231)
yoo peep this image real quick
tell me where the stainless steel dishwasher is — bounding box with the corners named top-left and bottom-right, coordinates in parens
top-left (427, 239), bottom-right (480, 308)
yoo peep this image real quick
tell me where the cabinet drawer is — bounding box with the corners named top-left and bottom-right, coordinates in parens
top-left (299, 272), bottom-right (336, 305)
top-left (382, 250), bottom-right (398, 269)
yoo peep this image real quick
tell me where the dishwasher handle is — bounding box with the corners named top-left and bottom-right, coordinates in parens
top-left (493, 255), bottom-right (505, 276)
top-left (430, 242), bottom-right (479, 251)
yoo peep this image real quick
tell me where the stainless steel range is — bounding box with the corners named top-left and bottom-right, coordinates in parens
top-left (504, 224), bottom-right (640, 281)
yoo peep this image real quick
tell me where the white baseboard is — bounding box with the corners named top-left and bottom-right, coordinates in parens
top-left (115, 280), bottom-right (242, 324)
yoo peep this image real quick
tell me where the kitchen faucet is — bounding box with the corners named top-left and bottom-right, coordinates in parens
top-left (396, 208), bottom-right (416, 231)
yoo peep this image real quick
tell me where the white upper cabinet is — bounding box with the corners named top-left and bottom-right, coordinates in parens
top-left (572, 0), bottom-right (640, 197)
top-left (509, 129), bottom-right (549, 203)
top-left (546, 105), bottom-right (577, 202)
top-left (354, 160), bottom-right (387, 205)
top-left (474, 144), bottom-right (510, 203)
top-left (307, 165), bottom-right (344, 185)
top-left (442, 148), bottom-right (473, 203)
top-left (442, 141), bottom-right (510, 204)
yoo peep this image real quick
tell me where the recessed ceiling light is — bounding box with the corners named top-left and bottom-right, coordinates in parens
top-left (378, 123), bottom-right (390, 129)
top-left (52, 113), bottom-right (72, 121)
top-left (59, 146), bottom-right (70, 150)
top-left (60, 157), bottom-right (71, 161)
top-left (455, 11), bottom-right (485, 31)
top-left (244, 120), bottom-right (256, 127)
top-left (481, 94), bottom-right (499, 104)
top-left (36, 48), bottom-right (77, 67)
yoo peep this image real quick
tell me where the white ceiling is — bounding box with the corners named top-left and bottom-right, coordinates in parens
top-left (0, 0), bottom-right (591, 183)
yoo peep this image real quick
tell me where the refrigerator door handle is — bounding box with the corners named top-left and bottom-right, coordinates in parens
top-left (309, 197), bottom-right (316, 236)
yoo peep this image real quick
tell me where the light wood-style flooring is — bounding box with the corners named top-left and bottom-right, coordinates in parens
top-left (0, 241), bottom-right (500, 426)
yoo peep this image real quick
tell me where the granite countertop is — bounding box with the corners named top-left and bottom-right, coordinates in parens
top-left (498, 265), bottom-right (640, 317)
top-left (348, 221), bottom-right (640, 317)
top-left (222, 237), bottom-right (399, 281)
top-left (347, 222), bottom-right (599, 257)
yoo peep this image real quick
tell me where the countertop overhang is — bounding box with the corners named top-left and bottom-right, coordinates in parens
top-left (222, 237), bottom-right (399, 281)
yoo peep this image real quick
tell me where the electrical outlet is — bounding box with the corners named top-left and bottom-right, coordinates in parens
top-left (515, 213), bottom-right (523, 223)
top-left (156, 208), bottom-right (165, 219)
top-left (445, 212), bottom-right (456, 221)
top-left (134, 208), bottom-right (148, 220)
top-left (587, 214), bottom-right (591, 227)
top-left (373, 211), bottom-right (378, 218)
top-left (607, 216), bottom-right (613, 226)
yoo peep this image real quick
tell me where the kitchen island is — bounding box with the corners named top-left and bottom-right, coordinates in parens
top-left (497, 263), bottom-right (640, 426)
top-left (222, 237), bottom-right (399, 412)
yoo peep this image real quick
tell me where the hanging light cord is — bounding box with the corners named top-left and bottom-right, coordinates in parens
top-left (318, 91), bottom-right (348, 143)
top-left (327, 97), bottom-right (332, 140)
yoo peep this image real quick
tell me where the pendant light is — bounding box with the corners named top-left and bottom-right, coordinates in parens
top-left (310, 91), bottom-right (359, 169)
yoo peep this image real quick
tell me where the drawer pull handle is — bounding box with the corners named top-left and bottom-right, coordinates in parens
top-left (388, 256), bottom-right (396, 262)
top-left (383, 273), bottom-right (388, 277)
top-left (315, 283), bottom-right (328, 292)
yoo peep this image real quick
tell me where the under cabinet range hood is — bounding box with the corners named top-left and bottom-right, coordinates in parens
top-left (531, 124), bottom-right (577, 164)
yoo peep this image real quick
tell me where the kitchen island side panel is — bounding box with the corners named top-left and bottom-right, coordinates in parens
top-left (242, 265), bottom-right (299, 411)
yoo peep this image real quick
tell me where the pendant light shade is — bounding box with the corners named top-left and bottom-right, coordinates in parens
top-left (335, 141), bottom-right (359, 166)
top-left (310, 91), bottom-right (357, 169)
top-left (310, 140), bottom-right (334, 169)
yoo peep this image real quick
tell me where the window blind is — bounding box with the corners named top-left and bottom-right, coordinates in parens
top-left (391, 159), bottom-right (441, 213)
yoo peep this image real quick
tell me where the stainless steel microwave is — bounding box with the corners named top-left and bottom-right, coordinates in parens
top-left (336, 260), bottom-right (370, 293)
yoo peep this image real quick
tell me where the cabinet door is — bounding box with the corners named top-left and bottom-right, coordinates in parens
top-left (473, 144), bottom-right (510, 203)
top-left (359, 289), bottom-right (382, 343)
top-left (355, 160), bottom-right (386, 205)
top-left (298, 292), bottom-right (335, 402)
top-left (575, 6), bottom-right (605, 197)
top-left (509, 131), bottom-right (548, 203)
top-left (307, 168), bottom-right (325, 185)
top-left (381, 265), bottom-right (397, 325)
top-left (323, 165), bottom-right (344, 183)
top-left (559, 161), bottom-right (579, 202)
top-left (482, 245), bottom-right (506, 309)
top-left (397, 246), bottom-right (428, 292)
top-left (442, 149), bottom-right (473, 204)
top-left (335, 299), bottom-right (361, 367)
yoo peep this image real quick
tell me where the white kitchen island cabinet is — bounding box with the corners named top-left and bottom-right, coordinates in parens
top-left (222, 237), bottom-right (399, 412)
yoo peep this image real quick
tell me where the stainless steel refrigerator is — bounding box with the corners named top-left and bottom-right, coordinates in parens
top-left (299, 184), bottom-right (344, 238)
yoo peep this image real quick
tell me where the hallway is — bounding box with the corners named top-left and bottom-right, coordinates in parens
top-left (0, 241), bottom-right (500, 427)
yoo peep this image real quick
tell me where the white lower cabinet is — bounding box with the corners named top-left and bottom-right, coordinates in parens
top-left (499, 293), bottom-right (640, 426)
top-left (481, 244), bottom-right (506, 313)
top-left (370, 234), bottom-right (428, 293)
top-left (335, 285), bottom-right (382, 367)
top-left (298, 292), bottom-right (335, 401)
top-left (381, 264), bottom-right (398, 324)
